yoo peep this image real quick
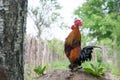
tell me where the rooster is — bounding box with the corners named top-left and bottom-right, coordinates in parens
top-left (64, 19), bottom-right (82, 70)
top-left (64, 20), bottom-right (101, 71)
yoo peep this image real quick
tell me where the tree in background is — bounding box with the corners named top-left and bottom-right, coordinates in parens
top-left (0, 0), bottom-right (27, 80)
top-left (25, 0), bottom-right (64, 79)
top-left (27, 0), bottom-right (62, 66)
top-left (29, 0), bottom-right (62, 38)
top-left (74, 0), bottom-right (120, 69)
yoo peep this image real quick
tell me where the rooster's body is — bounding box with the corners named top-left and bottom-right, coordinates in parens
top-left (64, 26), bottom-right (81, 59)
top-left (64, 20), bottom-right (101, 71)
top-left (64, 20), bottom-right (82, 70)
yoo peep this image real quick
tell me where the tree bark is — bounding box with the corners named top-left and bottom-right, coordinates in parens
top-left (0, 0), bottom-right (27, 80)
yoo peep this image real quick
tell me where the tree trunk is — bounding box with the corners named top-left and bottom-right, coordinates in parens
top-left (113, 37), bottom-right (118, 69)
top-left (0, 0), bottom-right (27, 80)
top-left (101, 42), bottom-right (108, 62)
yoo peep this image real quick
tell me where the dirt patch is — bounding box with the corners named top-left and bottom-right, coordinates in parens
top-left (39, 69), bottom-right (110, 80)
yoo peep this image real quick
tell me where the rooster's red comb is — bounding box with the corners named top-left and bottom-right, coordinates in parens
top-left (74, 19), bottom-right (82, 27)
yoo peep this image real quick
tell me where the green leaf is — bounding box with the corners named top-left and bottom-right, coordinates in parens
top-left (34, 68), bottom-right (41, 75)
top-left (83, 67), bottom-right (95, 74)
top-left (82, 61), bottom-right (106, 77)
top-left (98, 67), bottom-right (104, 73)
top-left (33, 65), bottom-right (46, 76)
top-left (90, 63), bottom-right (97, 71)
top-left (41, 66), bottom-right (46, 74)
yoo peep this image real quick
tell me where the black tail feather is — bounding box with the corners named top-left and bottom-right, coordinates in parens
top-left (82, 46), bottom-right (101, 50)
top-left (77, 46), bottom-right (101, 66)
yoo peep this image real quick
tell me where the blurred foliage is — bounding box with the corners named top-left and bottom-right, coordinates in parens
top-left (75, 0), bottom-right (120, 41)
top-left (102, 62), bottom-right (119, 76)
top-left (82, 61), bottom-right (105, 77)
top-left (34, 65), bottom-right (46, 76)
top-left (47, 38), bottom-right (64, 58)
top-left (74, 0), bottom-right (120, 69)
top-left (47, 38), bottom-right (69, 70)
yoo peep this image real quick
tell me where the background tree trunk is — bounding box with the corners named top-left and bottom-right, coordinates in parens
top-left (0, 0), bottom-right (27, 80)
top-left (113, 37), bottom-right (118, 69)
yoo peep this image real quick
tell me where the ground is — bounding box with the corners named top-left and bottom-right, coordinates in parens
top-left (38, 69), bottom-right (117, 80)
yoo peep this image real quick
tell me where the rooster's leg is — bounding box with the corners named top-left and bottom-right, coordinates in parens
top-left (69, 64), bottom-right (79, 72)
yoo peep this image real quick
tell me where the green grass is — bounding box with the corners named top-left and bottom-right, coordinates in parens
top-left (50, 60), bottom-right (69, 70)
